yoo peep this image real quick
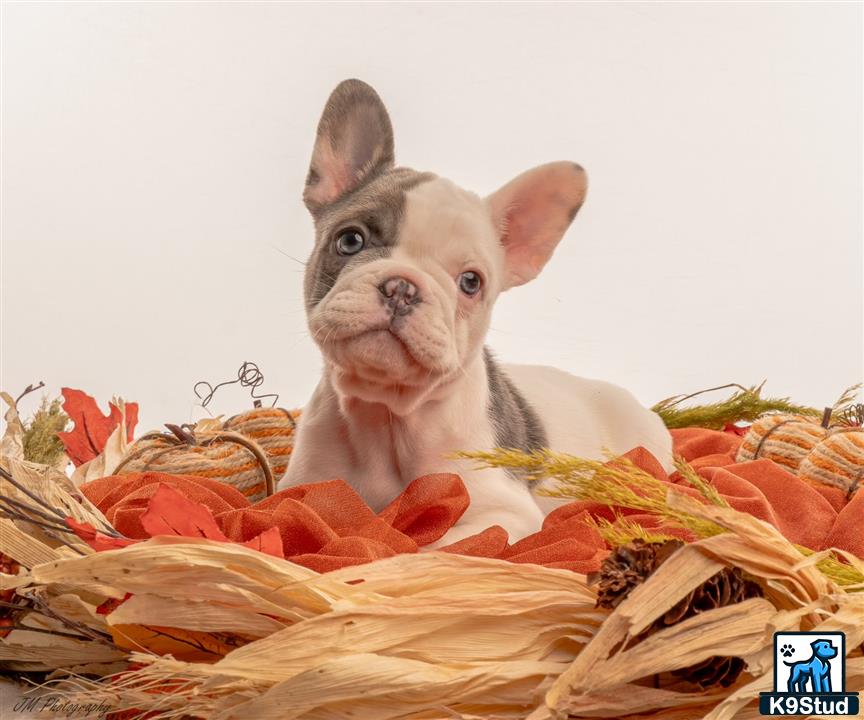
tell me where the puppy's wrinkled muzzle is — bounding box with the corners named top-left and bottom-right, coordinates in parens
top-left (308, 259), bottom-right (461, 392)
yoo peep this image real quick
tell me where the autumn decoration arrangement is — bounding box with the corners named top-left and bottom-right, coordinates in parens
top-left (0, 381), bottom-right (862, 719)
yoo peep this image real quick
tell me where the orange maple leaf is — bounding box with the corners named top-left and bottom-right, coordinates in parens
top-left (65, 517), bottom-right (138, 551)
top-left (57, 388), bottom-right (139, 466)
top-left (67, 484), bottom-right (285, 558)
top-left (140, 484), bottom-right (230, 541)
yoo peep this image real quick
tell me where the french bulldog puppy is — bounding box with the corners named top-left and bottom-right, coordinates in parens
top-left (279, 79), bottom-right (672, 544)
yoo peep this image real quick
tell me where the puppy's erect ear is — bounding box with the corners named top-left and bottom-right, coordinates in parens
top-left (304, 79), bottom-right (395, 215)
top-left (487, 162), bottom-right (588, 289)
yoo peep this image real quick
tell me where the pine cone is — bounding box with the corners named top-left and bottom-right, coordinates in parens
top-left (591, 539), bottom-right (763, 689)
top-left (591, 539), bottom-right (684, 610)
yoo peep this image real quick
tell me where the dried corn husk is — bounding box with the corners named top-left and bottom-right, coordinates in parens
top-left (0, 456), bottom-right (109, 549)
top-left (2, 407), bottom-right (863, 717)
top-left (17, 510), bottom-right (864, 720)
top-left (0, 392), bottom-right (26, 461)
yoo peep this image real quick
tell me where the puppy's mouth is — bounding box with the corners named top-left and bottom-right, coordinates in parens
top-left (323, 325), bottom-right (438, 386)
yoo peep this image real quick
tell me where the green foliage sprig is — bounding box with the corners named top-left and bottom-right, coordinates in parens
top-left (651, 383), bottom-right (821, 430)
top-left (651, 382), bottom-right (862, 430)
top-left (22, 397), bottom-right (69, 466)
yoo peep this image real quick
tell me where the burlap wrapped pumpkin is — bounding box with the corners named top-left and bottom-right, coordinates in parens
top-left (737, 412), bottom-right (863, 496)
top-left (115, 407), bottom-right (299, 502)
top-left (736, 414), bottom-right (828, 473)
top-left (798, 428), bottom-right (864, 495)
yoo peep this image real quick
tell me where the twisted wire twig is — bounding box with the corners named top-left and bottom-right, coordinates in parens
top-left (193, 361), bottom-right (278, 410)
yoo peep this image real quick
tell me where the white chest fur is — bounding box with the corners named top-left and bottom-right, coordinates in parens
top-left (280, 358), bottom-right (671, 543)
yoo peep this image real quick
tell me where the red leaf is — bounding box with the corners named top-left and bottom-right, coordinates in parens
top-left (97, 593), bottom-right (133, 615)
top-left (66, 517), bottom-right (139, 551)
top-left (70, 487), bottom-right (285, 559)
top-left (723, 422), bottom-right (749, 437)
top-left (140, 484), bottom-right (230, 541)
top-left (240, 526), bottom-right (285, 559)
top-left (58, 388), bottom-right (139, 466)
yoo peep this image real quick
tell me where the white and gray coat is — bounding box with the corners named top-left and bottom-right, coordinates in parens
top-left (280, 80), bottom-right (672, 543)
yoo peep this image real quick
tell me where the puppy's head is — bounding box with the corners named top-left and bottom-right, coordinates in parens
top-left (302, 80), bottom-right (587, 413)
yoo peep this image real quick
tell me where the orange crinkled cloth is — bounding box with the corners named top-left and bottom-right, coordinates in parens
top-left (80, 428), bottom-right (864, 574)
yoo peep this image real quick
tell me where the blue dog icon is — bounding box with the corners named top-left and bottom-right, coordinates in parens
top-left (785, 639), bottom-right (837, 693)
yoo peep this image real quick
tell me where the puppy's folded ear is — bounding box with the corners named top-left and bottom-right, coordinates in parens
top-left (304, 79), bottom-right (395, 215)
top-left (487, 162), bottom-right (588, 289)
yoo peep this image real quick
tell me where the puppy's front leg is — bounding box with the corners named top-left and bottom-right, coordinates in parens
top-left (426, 467), bottom-right (544, 548)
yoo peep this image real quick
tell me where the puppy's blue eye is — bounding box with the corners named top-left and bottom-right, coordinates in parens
top-left (336, 229), bottom-right (365, 256)
top-left (458, 270), bottom-right (482, 296)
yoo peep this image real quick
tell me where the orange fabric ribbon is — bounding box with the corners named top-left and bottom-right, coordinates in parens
top-left (80, 428), bottom-right (863, 574)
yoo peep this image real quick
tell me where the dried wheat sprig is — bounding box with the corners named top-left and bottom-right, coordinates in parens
top-left (587, 515), bottom-right (677, 547)
top-left (455, 448), bottom-right (724, 540)
top-left (830, 383), bottom-right (864, 427)
top-left (794, 547), bottom-right (864, 589)
top-left (672, 457), bottom-right (729, 507)
top-left (833, 383), bottom-right (863, 413)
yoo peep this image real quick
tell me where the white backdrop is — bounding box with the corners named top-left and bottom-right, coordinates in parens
top-left (1, 2), bottom-right (862, 433)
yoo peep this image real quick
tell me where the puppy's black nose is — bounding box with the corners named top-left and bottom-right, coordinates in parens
top-left (379, 277), bottom-right (421, 316)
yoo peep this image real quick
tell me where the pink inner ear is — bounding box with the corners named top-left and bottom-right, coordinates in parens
top-left (499, 201), bottom-right (555, 285)
top-left (306, 138), bottom-right (355, 207)
top-left (305, 100), bottom-right (394, 210)
top-left (489, 162), bottom-right (587, 289)
top-left (499, 204), bottom-right (547, 286)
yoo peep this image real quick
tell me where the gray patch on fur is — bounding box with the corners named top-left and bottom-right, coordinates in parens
top-left (302, 80), bottom-right (436, 307)
top-left (483, 348), bottom-right (548, 470)
top-left (567, 163), bottom-right (587, 222)
top-left (304, 79), bottom-right (396, 215)
top-left (304, 167), bottom-right (434, 308)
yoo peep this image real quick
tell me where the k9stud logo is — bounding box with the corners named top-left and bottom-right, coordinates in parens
top-left (759, 632), bottom-right (859, 715)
